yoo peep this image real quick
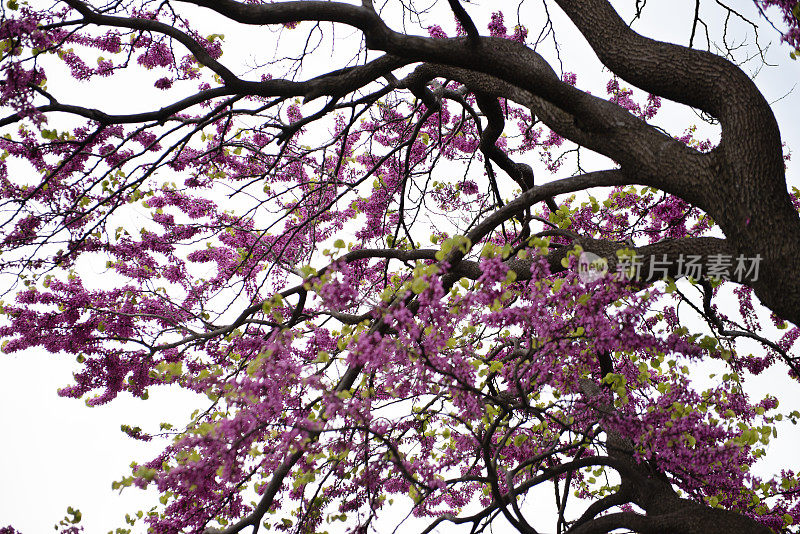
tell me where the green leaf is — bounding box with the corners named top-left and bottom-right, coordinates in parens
top-left (699, 336), bottom-right (718, 351)
top-left (411, 278), bottom-right (429, 294)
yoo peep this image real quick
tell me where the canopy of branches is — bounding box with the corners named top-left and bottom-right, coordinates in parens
top-left (1, 1), bottom-right (800, 533)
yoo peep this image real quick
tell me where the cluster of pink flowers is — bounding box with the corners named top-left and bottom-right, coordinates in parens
top-left (1, 5), bottom-right (799, 534)
top-left (758, 0), bottom-right (800, 51)
top-left (607, 77), bottom-right (662, 120)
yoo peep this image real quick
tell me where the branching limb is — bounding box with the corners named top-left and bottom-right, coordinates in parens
top-left (566, 490), bottom-right (632, 532)
top-left (62, 0), bottom-right (238, 82)
top-left (474, 91), bottom-right (559, 212)
top-left (699, 279), bottom-right (800, 375)
top-left (447, 0), bottom-right (481, 45)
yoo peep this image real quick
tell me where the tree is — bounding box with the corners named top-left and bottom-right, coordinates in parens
top-left (1, 0), bottom-right (800, 533)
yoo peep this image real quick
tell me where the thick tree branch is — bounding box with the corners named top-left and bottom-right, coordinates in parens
top-left (395, 62), bottom-right (709, 204)
top-left (473, 91), bottom-right (560, 212)
top-left (552, 0), bottom-right (800, 326)
top-left (1, 54), bottom-right (406, 129)
top-left (176, 0), bottom-right (385, 39)
top-left (447, 0), bottom-right (480, 45)
top-left (567, 490), bottom-right (631, 531)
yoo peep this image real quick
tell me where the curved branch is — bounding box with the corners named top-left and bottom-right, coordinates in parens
top-left (553, 0), bottom-right (779, 153)
top-left (567, 490), bottom-right (632, 531)
top-left (700, 279), bottom-right (800, 375)
top-left (447, 0), bottom-right (480, 45)
top-left (567, 506), bottom-right (772, 534)
top-left (571, 374), bottom-right (773, 534)
top-left (0, 86), bottom-right (232, 127)
top-left (392, 62), bottom-right (709, 205)
top-left (565, 511), bottom-right (665, 534)
top-left (1, 55), bottom-right (406, 130)
top-left (552, 0), bottom-right (800, 326)
top-left (63, 0), bottom-right (240, 84)
top-left (473, 91), bottom-right (559, 212)
top-left (176, 0), bottom-right (384, 37)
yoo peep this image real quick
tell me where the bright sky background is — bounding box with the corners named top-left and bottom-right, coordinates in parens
top-left (1, 1), bottom-right (800, 533)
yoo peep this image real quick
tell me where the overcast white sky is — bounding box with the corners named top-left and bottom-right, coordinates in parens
top-left (1, 1), bottom-right (800, 533)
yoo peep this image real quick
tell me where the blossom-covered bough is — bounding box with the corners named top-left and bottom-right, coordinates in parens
top-left (2, 0), bottom-right (800, 533)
